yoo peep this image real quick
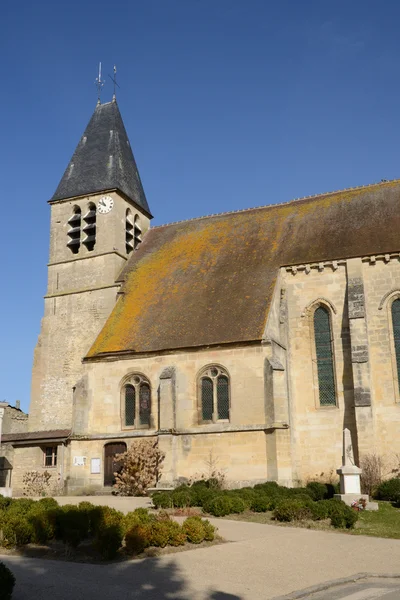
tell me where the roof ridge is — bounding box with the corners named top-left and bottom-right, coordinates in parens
top-left (152, 178), bottom-right (400, 230)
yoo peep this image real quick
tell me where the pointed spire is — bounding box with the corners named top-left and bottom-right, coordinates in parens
top-left (51, 101), bottom-right (151, 217)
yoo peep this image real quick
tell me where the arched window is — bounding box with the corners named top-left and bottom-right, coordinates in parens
top-left (391, 299), bottom-right (400, 391)
top-left (134, 215), bottom-right (142, 249)
top-left (67, 206), bottom-right (81, 254)
top-left (198, 366), bottom-right (230, 423)
top-left (125, 209), bottom-right (134, 254)
top-left (122, 374), bottom-right (151, 428)
top-left (82, 203), bottom-right (96, 251)
top-left (314, 306), bottom-right (336, 406)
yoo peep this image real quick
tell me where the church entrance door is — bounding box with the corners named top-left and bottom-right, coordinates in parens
top-left (104, 442), bottom-right (127, 487)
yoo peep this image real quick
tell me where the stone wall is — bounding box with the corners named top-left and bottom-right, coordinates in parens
top-left (2, 405), bottom-right (28, 434)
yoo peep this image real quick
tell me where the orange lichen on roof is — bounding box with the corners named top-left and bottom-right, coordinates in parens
top-left (87, 180), bottom-right (400, 358)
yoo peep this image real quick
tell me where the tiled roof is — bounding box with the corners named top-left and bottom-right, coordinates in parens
top-left (87, 179), bottom-right (400, 357)
top-left (2, 430), bottom-right (71, 443)
top-left (51, 100), bottom-right (151, 216)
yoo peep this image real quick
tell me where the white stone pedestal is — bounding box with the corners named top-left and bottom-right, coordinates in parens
top-left (0, 487), bottom-right (12, 498)
top-left (337, 464), bottom-right (362, 495)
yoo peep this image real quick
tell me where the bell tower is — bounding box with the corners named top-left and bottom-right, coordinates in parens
top-left (29, 98), bottom-right (152, 431)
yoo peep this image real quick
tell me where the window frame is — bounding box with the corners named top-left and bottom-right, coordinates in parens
top-left (388, 295), bottom-right (400, 402)
top-left (120, 373), bottom-right (152, 430)
top-left (197, 365), bottom-right (231, 424)
top-left (43, 445), bottom-right (58, 468)
top-left (309, 302), bottom-right (338, 409)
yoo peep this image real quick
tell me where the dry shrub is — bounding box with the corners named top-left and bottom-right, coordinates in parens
top-left (360, 453), bottom-right (387, 495)
top-left (22, 471), bottom-right (52, 497)
top-left (113, 440), bottom-right (165, 496)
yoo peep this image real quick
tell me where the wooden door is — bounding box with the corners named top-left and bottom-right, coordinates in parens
top-left (104, 442), bottom-right (127, 486)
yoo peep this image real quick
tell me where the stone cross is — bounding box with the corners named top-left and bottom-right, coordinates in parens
top-left (343, 428), bottom-right (355, 466)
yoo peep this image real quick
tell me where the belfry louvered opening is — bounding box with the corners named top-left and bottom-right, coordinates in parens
top-left (199, 366), bottom-right (230, 423)
top-left (67, 206), bottom-right (81, 254)
top-left (126, 209), bottom-right (134, 254)
top-left (314, 306), bottom-right (336, 406)
top-left (122, 374), bottom-right (151, 428)
top-left (82, 203), bottom-right (96, 251)
top-left (391, 299), bottom-right (400, 392)
top-left (134, 215), bottom-right (142, 249)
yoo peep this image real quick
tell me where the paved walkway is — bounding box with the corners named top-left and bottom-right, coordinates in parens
top-left (2, 516), bottom-right (400, 600)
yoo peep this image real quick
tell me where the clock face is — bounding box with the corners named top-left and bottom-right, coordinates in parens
top-left (98, 195), bottom-right (114, 214)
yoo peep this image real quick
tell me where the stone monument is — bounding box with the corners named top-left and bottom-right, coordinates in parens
top-left (334, 428), bottom-right (378, 510)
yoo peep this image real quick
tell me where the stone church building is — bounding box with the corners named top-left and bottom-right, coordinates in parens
top-left (2, 98), bottom-right (400, 495)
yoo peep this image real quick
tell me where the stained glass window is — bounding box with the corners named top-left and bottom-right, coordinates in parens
top-left (314, 306), bottom-right (336, 406)
top-left (199, 367), bottom-right (230, 422)
top-left (392, 299), bottom-right (400, 391)
top-left (125, 384), bottom-right (136, 426)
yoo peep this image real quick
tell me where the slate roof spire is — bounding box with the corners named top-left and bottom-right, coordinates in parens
top-left (51, 99), bottom-right (151, 217)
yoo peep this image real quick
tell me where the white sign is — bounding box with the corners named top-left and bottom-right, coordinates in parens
top-left (91, 458), bottom-right (101, 474)
top-left (73, 456), bottom-right (86, 467)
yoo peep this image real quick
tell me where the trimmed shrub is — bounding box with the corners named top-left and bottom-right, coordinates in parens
top-left (0, 513), bottom-right (33, 547)
top-left (273, 499), bottom-right (312, 522)
top-left (7, 498), bottom-right (36, 516)
top-left (228, 496), bottom-right (246, 514)
top-left (183, 517), bottom-right (205, 544)
top-left (28, 506), bottom-right (56, 544)
top-left (253, 482), bottom-right (281, 496)
top-left (306, 482), bottom-right (328, 501)
top-left (55, 505), bottom-right (89, 548)
top-left (0, 561), bottom-right (15, 600)
top-left (204, 495), bottom-right (232, 517)
top-left (375, 478), bottom-right (400, 502)
top-left (95, 524), bottom-right (123, 559)
top-left (124, 508), bottom-right (155, 533)
top-left (149, 521), bottom-right (171, 548)
top-left (0, 497), bottom-right (12, 511)
top-left (166, 520), bottom-right (187, 546)
top-left (202, 519), bottom-right (216, 541)
top-left (251, 495), bottom-right (273, 513)
top-left (125, 524), bottom-right (153, 554)
top-left (172, 489), bottom-right (193, 508)
top-left (152, 492), bottom-right (173, 509)
top-left (309, 499), bottom-right (334, 521)
top-left (37, 497), bottom-right (59, 510)
top-left (232, 488), bottom-right (257, 508)
top-left (329, 502), bottom-right (358, 529)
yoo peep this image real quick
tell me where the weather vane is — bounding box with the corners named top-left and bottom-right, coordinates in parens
top-left (109, 65), bottom-right (120, 100)
top-left (95, 62), bottom-right (105, 103)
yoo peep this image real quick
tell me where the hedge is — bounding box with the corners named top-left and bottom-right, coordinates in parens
top-left (0, 496), bottom-right (216, 558)
top-left (0, 561), bottom-right (15, 600)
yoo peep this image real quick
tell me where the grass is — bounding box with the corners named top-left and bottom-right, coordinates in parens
top-left (220, 502), bottom-right (400, 539)
top-left (352, 502), bottom-right (400, 539)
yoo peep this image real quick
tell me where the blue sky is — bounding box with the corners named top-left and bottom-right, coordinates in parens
top-left (0, 0), bottom-right (399, 412)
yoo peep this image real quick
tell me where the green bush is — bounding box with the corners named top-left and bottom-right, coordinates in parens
top-left (0, 561), bottom-right (15, 600)
top-left (253, 482), bottom-right (281, 496)
top-left (125, 524), bottom-right (153, 554)
top-left (232, 488), bottom-right (256, 508)
top-left (0, 496), bottom-right (12, 511)
top-left (227, 495), bottom-right (246, 514)
top-left (0, 513), bottom-right (33, 547)
top-left (7, 498), bottom-right (36, 516)
top-left (149, 521), bottom-right (171, 547)
top-left (95, 523), bottom-right (123, 559)
top-left (165, 520), bottom-right (187, 546)
top-left (28, 506), bottom-right (56, 544)
top-left (124, 508), bottom-right (155, 533)
top-left (182, 517), bottom-right (205, 544)
top-left (152, 492), bottom-right (173, 509)
top-left (56, 505), bottom-right (89, 548)
top-left (202, 518), bottom-right (216, 541)
top-left (306, 482), bottom-right (328, 501)
top-left (204, 495), bottom-right (232, 517)
top-left (251, 495), bottom-right (273, 513)
top-left (273, 499), bottom-right (312, 522)
top-left (329, 502), bottom-right (359, 529)
top-left (309, 499), bottom-right (335, 521)
top-left (37, 498), bottom-right (59, 510)
top-left (375, 478), bottom-right (400, 502)
top-left (172, 489), bottom-right (193, 508)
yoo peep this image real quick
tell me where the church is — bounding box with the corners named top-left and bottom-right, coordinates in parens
top-left (1, 96), bottom-right (400, 495)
